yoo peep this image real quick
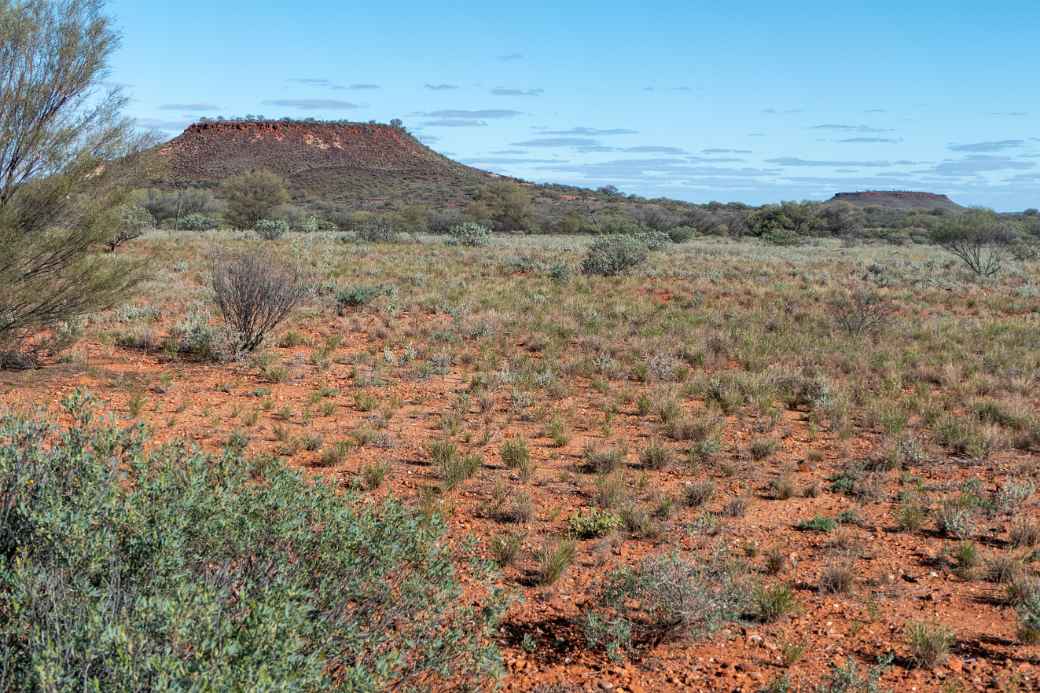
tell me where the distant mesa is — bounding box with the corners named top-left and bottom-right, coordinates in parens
top-left (139, 118), bottom-right (505, 210)
top-left (828, 191), bottom-right (963, 211)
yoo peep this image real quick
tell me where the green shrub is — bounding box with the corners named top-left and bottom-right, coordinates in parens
top-left (581, 235), bottom-right (649, 276)
top-left (177, 212), bottom-right (219, 231)
top-left (0, 391), bottom-right (504, 690)
top-left (667, 225), bottom-right (696, 243)
top-left (336, 284), bottom-right (392, 313)
top-left (255, 217), bottom-right (290, 240)
top-left (448, 222), bottom-right (492, 247)
top-left (569, 508), bottom-right (624, 539)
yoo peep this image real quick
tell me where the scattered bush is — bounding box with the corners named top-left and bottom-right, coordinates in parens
top-left (222, 169), bottom-right (290, 230)
top-left (569, 508), bottom-right (624, 539)
top-left (255, 217), bottom-right (290, 240)
top-left (667, 225), bottom-right (696, 243)
top-left (212, 249), bottom-right (308, 353)
top-left (177, 212), bottom-right (219, 231)
top-left (448, 222), bottom-right (492, 247)
top-left (581, 235), bottom-right (649, 276)
top-left (0, 392), bottom-right (504, 690)
top-left (930, 209), bottom-right (1015, 277)
top-left (589, 551), bottom-right (751, 642)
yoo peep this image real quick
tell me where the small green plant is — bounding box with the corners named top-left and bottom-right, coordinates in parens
top-left (639, 440), bottom-right (671, 470)
top-left (568, 508), bottom-right (624, 539)
top-left (582, 443), bottom-right (625, 473)
top-left (905, 620), bottom-right (955, 669)
top-left (753, 583), bottom-right (797, 623)
top-left (500, 437), bottom-right (532, 478)
top-left (360, 460), bottom-right (391, 490)
top-left (684, 480), bottom-right (715, 508)
top-left (796, 515), bottom-right (837, 533)
top-left (489, 532), bottom-right (523, 567)
top-left (316, 440), bottom-right (352, 467)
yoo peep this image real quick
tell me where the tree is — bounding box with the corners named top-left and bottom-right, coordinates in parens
top-left (0, 0), bottom-right (141, 367)
top-left (221, 169), bottom-right (289, 229)
top-left (930, 209), bottom-right (1015, 277)
top-left (475, 180), bottom-right (532, 232)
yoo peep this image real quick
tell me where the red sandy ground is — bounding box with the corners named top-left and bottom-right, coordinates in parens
top-left (1, 307), bottom-right (1037, 692)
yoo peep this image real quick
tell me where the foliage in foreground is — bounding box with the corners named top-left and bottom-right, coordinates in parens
top-left (0, 391), bottom-right (504, 691)
top-left (0, 0), bottom-right (141, 365)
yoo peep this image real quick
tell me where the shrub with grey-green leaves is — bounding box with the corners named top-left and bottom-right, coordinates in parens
top-left (667, 225), bottom-right (696, 243)
top-left (177, 212), bottom-right (219, 231)
top-left (255, 217), bottom-right (289, 240)
top-left (0, 391), bottom-right (505, 691)
top-left (581, 235), bottom-right (650, 276)
top-left (585, 550), bottom-right (751, 648)
top-left (448, 222), bottom-right (492, 247)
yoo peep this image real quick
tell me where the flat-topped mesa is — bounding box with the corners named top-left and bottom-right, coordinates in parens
top-left (829, 191), bottom-right (962, 211)
top-left (137, 118), bottom-right (502, 208)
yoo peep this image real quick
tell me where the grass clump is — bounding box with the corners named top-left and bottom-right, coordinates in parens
top-left (905, 620), bottom-right (955, 669)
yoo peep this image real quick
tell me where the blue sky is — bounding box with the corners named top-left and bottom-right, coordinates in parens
top-left (109, 0), bottom-right (1040, 210)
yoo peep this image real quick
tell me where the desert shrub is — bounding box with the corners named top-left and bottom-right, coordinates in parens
top-left (684, 481), bottom-right (715, 507)
top-left (582, 443), bottom-right (626, 473)
top-left (222, 169), bottom-right (290, 230)
top-left (667, 225), bottom-right (696, 243)
top-left (448, 222), bottom-right (492, 246)
top-left (581, 235), bottom-right (649, 276)
top-left (177, 212), bottom-right (219, 230)
top-left (355, 217), bottom-right (403, 243)
top-left (0, 391), bottom-right (504, 691)
top-left (589, 550), bottom-right (751, 643)
top-left (828, 289), bottom-right (891, 337)
top-left (428, 208), bottom-right (465, 234)
top-left (489, 532), bottom-right (523, 567)
top-left (1019, 590), bottom-right (1040, 643)
top-left (905, 621), bottom-right (955, 668)
top-left (212, 249), bottom-right (308, 353)
top-left (0, 0), bottom-right (142, 366)
top-left (746, 202), bottom-right (819, 243)
top-left (166, 303), bottom-right (227, 360)
top-left (105, 203), bottom-right (154, 251)
top-left (335, 284), bottom-right (393, 313)
top-left (635, 229), bottom-right (670, 250)
top-left (143, 188), bottom-right (219, 227)
top-left (569, 508), bottom-right (624, 539)
top-left (930, 209), bottom-right (1015, 277)
top-left (816, 201), bottom-right (865, 237)
top-left (255, 217), bottom-right (290, 240)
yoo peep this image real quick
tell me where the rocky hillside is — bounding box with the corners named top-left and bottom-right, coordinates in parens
top-left (140, 120), bottom-right (504, 209)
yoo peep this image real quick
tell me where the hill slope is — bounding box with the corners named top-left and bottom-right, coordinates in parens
top-left (829, 191), bottom-right (963, 212)
top-left (141, 120), bottom-right (503, 209)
